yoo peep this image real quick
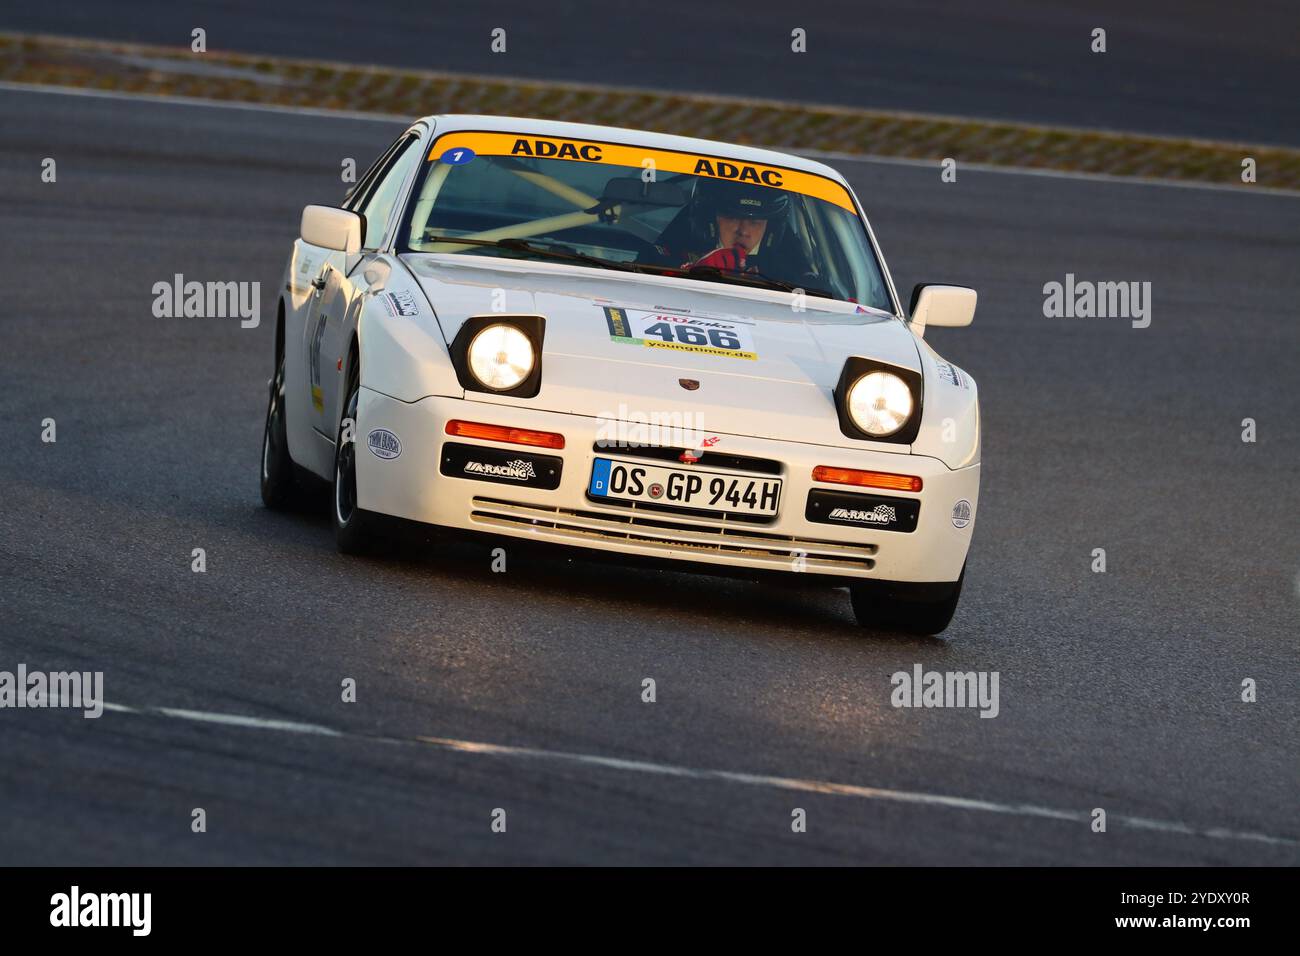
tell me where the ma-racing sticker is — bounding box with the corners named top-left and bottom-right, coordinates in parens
top-left (381, 290), bottom-right (419, 317)
top-left (806, 489), bottom-right (919, 533)
top-left (831, 504), bottom-right (897, 526)
top-left (440, 442), bottom-right (562, 490)
top-left (367, 428), bottom-right (402, 460)
top-left (468, 459), bottom-right (536, 481)
top-left (603, 306), bottom-right (757, 360)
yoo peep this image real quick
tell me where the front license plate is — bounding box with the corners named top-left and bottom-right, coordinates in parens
top-left (588, 458), bottom-right (781, 517)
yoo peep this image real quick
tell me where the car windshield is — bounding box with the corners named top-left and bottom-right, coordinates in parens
top-left (397, 131), bottom-right (894, 311)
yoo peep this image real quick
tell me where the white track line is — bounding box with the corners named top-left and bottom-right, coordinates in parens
top-left (3, 80), bottom-right (1296, 198)
top-left (102, 702), bottom-right (1298, 849)
top-left (105, 701), bottom-right (341, 736)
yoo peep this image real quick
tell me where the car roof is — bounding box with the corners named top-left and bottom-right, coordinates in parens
top-left (415, 114), bottom-right (851, 185)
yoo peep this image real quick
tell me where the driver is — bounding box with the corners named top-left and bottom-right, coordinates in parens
top-left (639, 179), bottom-right (814, 285)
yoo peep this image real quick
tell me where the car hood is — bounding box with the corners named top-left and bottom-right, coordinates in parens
top-left (403, 254), bottom-right (922, 451)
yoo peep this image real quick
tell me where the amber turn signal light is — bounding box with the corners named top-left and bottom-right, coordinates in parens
top-left (446, 420), bottom-right (566, 450)
top-left (811, 465), bottom-right (922, 492)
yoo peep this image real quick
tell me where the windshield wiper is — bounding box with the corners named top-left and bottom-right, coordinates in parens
top-left (680, 264), bottom-right (833, 299)
top-left (420, 235), bottom-right (638, 273)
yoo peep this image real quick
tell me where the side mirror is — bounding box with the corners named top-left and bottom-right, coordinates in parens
top-left (301, 205), bottom-right (362, 254)
top-left (908, 284), bottom-right (976, 337)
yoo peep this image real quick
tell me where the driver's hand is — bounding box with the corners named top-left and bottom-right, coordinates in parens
top-left (688, 244), bottom-right (748, 272)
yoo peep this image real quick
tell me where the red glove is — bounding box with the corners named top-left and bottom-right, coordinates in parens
top-left (689, 244), bottom-right (748, 272)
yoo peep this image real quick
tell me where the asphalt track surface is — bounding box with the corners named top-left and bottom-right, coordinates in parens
top-left (4, 1), bottom-right (1299, 146)
top-left (1, 86), bottom-right (1298, 865)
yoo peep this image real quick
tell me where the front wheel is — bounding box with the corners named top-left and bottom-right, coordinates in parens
top-left (849, 566), bottom-right (966, 636)
top-left (332, 374), bottom-right (384, 555)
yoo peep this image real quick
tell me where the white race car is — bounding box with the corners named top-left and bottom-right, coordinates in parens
top-left (260, 115), bottom-right (980, 634)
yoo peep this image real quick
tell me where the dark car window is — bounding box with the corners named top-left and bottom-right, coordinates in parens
top-left (344, 133), bottom-right (407, 211)
top-left (397, 132), bottom-right (892, 310)
top-left (353, 133), bottom-right (424, 250)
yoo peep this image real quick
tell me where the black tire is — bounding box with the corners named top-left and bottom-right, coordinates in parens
top-left (260, 351), bottom-right (307, 510)
top-left (332, 361), bottom-right (384, 555)
top-left (849, 565), bottom-right (966, 636)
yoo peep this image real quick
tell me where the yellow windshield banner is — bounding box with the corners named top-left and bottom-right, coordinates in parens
top-left (427, 131), bottom-right (857, 212)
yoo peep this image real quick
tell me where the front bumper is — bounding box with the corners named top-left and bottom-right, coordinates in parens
top-left (355, 389), bottom-right (979, 583)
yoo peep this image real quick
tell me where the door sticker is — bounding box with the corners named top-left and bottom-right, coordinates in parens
top-left (309, 312), bottom-right (328, 412)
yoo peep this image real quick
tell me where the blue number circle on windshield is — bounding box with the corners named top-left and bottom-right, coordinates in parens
top-left (439, 148), bottom-right (475, 165)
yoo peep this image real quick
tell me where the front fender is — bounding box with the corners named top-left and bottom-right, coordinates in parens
top-left (910, 339), bottom-right (980, 469)
top-left (356, 257), bottom-right (464, 404)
